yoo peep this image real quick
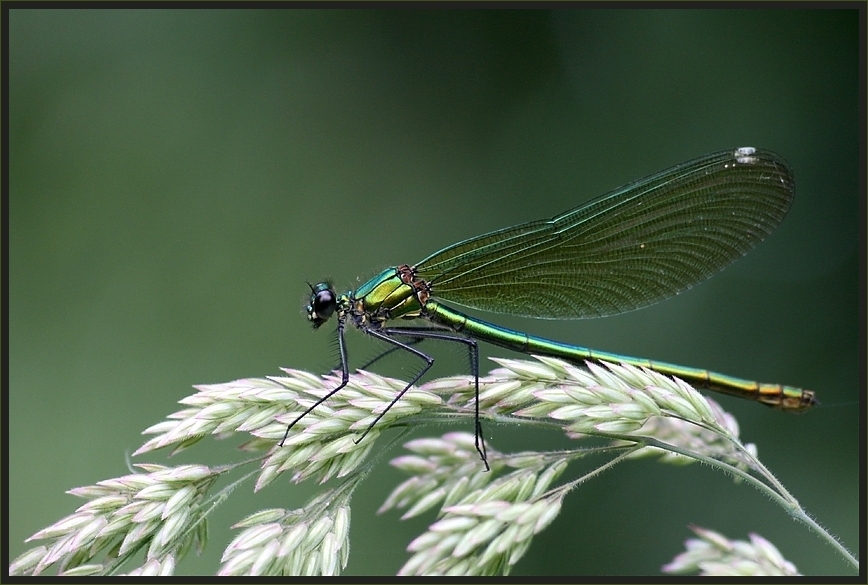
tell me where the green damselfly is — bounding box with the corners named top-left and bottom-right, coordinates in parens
top-left (280, 147), bottom-right (816, 470)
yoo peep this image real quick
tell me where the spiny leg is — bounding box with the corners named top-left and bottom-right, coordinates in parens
top-left (354, 328), bottom-right (434, 445)
top-left (279, 317), bottom-right (350, 447)
top-left (357, 336), bottom-right (425, 371)
top-left (379, 326), bottom-right (487, 471)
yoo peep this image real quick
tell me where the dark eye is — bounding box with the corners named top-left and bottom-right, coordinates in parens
top-left (305, 282), bottom-right (337, 328)
top-left (313, 289), bottom-right (336, 318)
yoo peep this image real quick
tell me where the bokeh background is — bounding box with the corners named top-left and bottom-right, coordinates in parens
top-left (8, 9), bottom-right (861, 576)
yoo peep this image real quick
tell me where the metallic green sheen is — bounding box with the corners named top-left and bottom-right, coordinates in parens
top-left (414, 148), bottom-right (794, 319)
top-left (354, 267), bottom-right (400, 300)
top-left (354, 268), bottom-right (423, 323)
top-left (349, 147), bottom-right (815, 410)
top-left (424, 300), bottom-right (813, 410)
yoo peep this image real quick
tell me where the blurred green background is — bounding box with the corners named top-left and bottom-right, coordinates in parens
top-left (8, 9), bottom-right (860, 576)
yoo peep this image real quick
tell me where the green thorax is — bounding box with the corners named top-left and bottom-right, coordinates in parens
top-left (351, 265), bottom-right (430, 325)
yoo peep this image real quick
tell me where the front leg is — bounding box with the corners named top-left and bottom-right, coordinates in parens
top-left (279, 316), bottom-right (351, 447)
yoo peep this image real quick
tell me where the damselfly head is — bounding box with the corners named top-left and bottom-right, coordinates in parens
top-left (305, 281), bottom-right (337, 329)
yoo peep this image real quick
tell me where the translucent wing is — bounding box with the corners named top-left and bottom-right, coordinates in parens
top-left (414, 147), bottom-right (794, 319)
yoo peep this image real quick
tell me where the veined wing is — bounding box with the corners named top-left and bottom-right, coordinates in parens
top-left (414, 147), bottom-right (794, 319)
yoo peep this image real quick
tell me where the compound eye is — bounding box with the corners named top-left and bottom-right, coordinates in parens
top-left (306, 283), bottom-right (337, 328)
top-left (313, 289), bottom-right (336, 318)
